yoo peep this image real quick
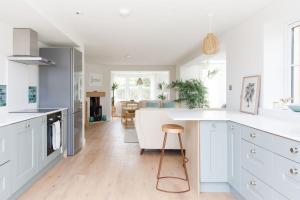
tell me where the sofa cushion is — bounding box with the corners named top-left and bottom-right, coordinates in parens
top-left (162, 101), bottom-right (175, 108)
top-left (146, 101), bottom-right (160, 108)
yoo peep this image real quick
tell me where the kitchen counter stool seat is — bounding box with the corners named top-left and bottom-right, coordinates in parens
top-left (156, 124), bottom-right (190, 193)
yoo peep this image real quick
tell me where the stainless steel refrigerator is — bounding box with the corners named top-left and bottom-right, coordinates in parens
top-left (39, 48), bottom-right (83, 156)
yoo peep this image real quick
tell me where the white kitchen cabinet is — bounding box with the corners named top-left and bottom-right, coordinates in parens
top-left (227, 122), bottom-right (242, 192)
top-left (200, 121), bottom-right (228, 184)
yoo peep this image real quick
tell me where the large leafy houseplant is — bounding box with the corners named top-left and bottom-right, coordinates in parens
top-left (170, 79), bottom-right (208, 109)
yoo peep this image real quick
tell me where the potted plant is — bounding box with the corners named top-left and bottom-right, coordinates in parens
top-left (169, 79), bottom-right (208, 109)
top-left (111, 82), bottom-right (118, 117)
top-left (157, 82), bottom-right (167, 101)
top-left (111, 82), bottom-right (119, 106)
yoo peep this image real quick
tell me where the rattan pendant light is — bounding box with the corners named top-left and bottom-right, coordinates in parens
top-left (202, 14), bottom-right (219, 55)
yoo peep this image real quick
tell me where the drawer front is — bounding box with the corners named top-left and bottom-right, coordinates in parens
top-left (272, 135), bottom-right (300, 163)
top-left (242, 127), bottom-right (273, 150)
top-left (241, 140), bottom-right (273, 185)
top-left (241, 169), bottom-right (274, 200)
top-left (0, 126), bottom-right (11, 166)
top-left (272, 191), bottom-right (289, 200)
top-left (0, 161), bottom-right (12, 200)
top-left (272, 154), bottom-right (300, 200)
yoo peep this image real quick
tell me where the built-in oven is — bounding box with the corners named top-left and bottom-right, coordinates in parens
top-left (47, 111), bottom-right (62, 156)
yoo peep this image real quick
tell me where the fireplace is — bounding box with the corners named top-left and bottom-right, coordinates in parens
top-left (86, 91), bottom-right (106, 124)
top-left (90, 97), bottom-right (102, 121)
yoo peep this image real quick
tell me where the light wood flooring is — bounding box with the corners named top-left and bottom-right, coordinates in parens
top-left (19, 119), bottom-right (235, 200)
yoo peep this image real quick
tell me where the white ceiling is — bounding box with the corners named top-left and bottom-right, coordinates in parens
top-left (0, 0), bottom-right (77, 47)
top-left (1, 0), bottom-right (274, 65)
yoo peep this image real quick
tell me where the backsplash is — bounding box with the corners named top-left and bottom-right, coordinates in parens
top-left (28, 86), bottom-right (37, 103)
top-left (0, 85), bottom-right (6, 107)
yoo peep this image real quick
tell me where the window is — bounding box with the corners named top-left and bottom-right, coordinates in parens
top-left (291, 25), bottom-right (300, 103)
top-left (111, 71), bottom-right (169, 102)
top-left (114, 77), bottom-right (126, 100)
top-left (179, 52), bottom-right (226, 108)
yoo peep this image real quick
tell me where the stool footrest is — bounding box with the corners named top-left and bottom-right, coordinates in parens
top-left (156, 176), bottom-right (190, 193)
top-left (184, 157), bottom-right (189, 163)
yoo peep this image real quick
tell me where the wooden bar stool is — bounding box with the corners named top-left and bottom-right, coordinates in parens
top-left (156, 124), bottom-right (190, 193)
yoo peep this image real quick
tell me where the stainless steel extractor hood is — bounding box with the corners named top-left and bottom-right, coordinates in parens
top-left (8, 28), bottom-right (55, 66)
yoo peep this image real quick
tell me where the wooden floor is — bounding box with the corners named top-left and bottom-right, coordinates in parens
top-left (19, 119), bottom-right (235, 200)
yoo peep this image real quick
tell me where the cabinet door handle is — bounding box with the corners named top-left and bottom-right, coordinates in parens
top-left (25, 123), bottom-right (30, 128)
top-left (290, 147), bottom-right (298, 154)
top-left (230, 125), bottom-right (234, 130)
top-left (249, 180), bottom-right (256, 186)
top-left (250, 149), bottom-right (256, 154)
top-left (250, 133), bottom-right (256, 138)
top-left (290, 168), bottom-right (298, 175)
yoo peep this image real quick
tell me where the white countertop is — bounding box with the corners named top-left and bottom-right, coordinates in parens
top-left (0, 108), bottom-right (68, 128)
top-left (167, 109), bottom-right (300, 142)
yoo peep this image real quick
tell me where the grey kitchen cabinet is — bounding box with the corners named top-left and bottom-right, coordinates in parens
top-left (0, 110), bottom-right (67, 200)
top-left (0, 125), bottom-right (12, 166)
top-left (200, 121), bottom-right (228, 191)
top-left (0, 161), bottom-right (12, 200)
top-left (227, 122), bottom-right (242, 192)
top-left (0, 125), bottom-right (13, 200)
top-left (12, 119), bottom-right (38, 191)
top-left (62, 109), bottom-right (67, 154)
top-left (33, 116), bottom-right (47, 170)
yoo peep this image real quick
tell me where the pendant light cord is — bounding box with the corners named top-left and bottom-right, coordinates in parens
top-left (208, 14), bottom-right (214, 33)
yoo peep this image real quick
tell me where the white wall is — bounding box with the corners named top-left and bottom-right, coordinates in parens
top-left (222, 0), bottom-right (300, 111)
top-left (177, 0), bottom-right (300, 115)
top-left (0, 21), bottom-right (39, 114)
top-left (85, 62), bottom-right (176, 119)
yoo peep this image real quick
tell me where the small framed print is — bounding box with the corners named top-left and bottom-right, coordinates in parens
top-left (89, 73), bottom-right (103, 87)
top-left (240, 75), bottom-right (261, 115)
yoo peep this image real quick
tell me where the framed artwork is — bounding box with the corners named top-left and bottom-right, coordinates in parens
top-left (0, 85), bottom-right (7, 107)
top-left (28, 86), bottom-right (37, 103)
top-left (89, 73), bottom-right (103, 87)
top-left (240, 75), bottom-right (261, 115)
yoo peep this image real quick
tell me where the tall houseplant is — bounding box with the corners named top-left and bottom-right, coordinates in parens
top-left (170, 79), bottom-right (208, 109)
top-left (111, 82), bottom-right (119, 106)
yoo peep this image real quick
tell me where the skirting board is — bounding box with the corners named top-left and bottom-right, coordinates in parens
top-left (9, 155), bottom-right (62, 200)
top-left (200, 182), bottom-right (230, 192)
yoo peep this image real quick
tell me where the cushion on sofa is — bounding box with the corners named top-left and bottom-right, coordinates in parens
top-left (162, 101), bottom-right (175, 108)
top-left (146, 102), bottom-right (160, 108)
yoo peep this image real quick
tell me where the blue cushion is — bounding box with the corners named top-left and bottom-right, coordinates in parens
top-left (162, 101), bottom-right (175, 108)
top-left (146, 102), bottom-right (160, 108)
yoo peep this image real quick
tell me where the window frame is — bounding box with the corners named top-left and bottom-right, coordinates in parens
top-left (288, 21), bottom-right (300, 103)
top-left (112, 74), bottom-right (155, 101)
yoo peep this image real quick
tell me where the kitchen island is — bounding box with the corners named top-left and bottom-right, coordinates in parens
top-left (167, 109), bottom-right (300, 200)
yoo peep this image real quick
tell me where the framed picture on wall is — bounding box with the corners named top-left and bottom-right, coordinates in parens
top-left (240, 75), bottom-right (261, 115)
top-left (89, 73), bottom-right (103, 87)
